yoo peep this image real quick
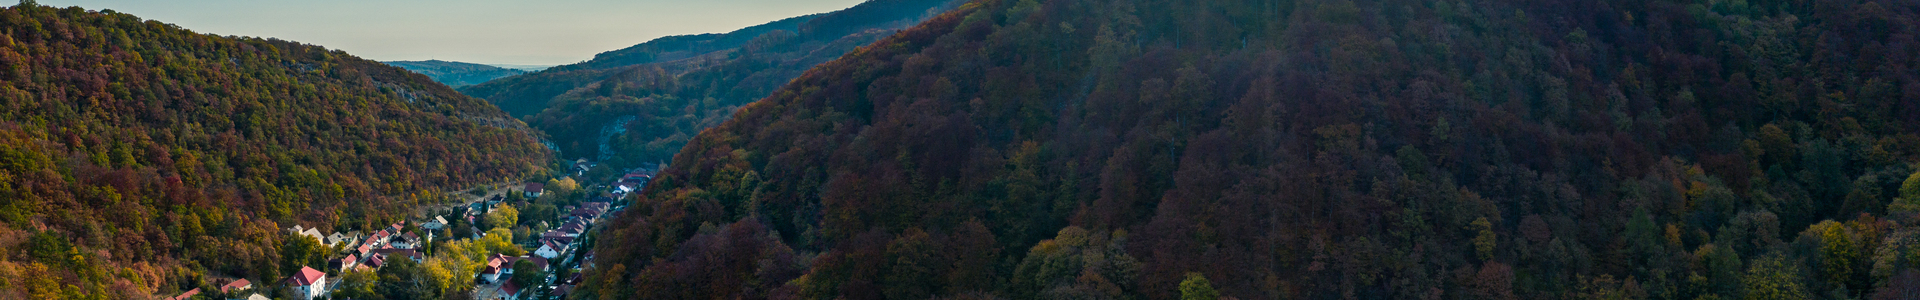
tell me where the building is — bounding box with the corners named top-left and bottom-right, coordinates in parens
top-left (533, 239), bottom-right (565, 259)
top-left (525, 183), bottom-right (545, 198)
top-left (331, 254), bottom-right (358, 271)
top-left (422, 216), bottom-right (448, 231)
top-left (285, 266), bottom-right (327, 300)
top-left (499, 280), bottom-right (524, 300)
top-left (373, 248), bottom-right (424, 263)
top-left (326, 232), bottom-right (356, 247)
top-left (481, 254), bottom-right (511, 283)
top-left (289, 225), bottom-right (323, 244)
top-left (363, 254), bottom-right (387, 270)
top-left (390, 232), bottom-right (419, 249)
top-left (220, 278), bottom-right (253, 294)
top-left (166, 288), bottom-right (199, 300)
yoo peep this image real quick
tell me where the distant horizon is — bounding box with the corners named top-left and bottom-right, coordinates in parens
top-left (28, 0), bottom-right (869, 65)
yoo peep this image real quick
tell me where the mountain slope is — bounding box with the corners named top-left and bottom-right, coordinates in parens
top-left (0, 4), bottom-right (548, 298)
top-left (385, 60), bottom-right (527, 87)
top-left (469, 0), bottom-right (962, 175)
top-left (456, 15), bottom-right (819, 118)
top-left (587, 0), bottom-right (1920, 299)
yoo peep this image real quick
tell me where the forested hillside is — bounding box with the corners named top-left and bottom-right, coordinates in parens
top-left (455, 15), bottom-right (819, 118)
top-left (462, 0), bottom-right (961, 175)
top-left (586, 0), bottom-right (1920, 299)
top-left (0, 4), bottom-right (548, 299)
top-left (385, 60), bottom-right (527, 87)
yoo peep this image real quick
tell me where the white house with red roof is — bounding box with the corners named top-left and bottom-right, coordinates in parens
top-left (534, 239), bottom-right (567, 259)
top-left (285, 266), bottom-right (326, 300)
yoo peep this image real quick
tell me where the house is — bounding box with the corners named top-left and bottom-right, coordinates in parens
top-left (554, 224), bottom-right (583, 238)
top-left (613, 182), bottom-right (638, 193)
top-left (468, 202), bottom-right (489, 216)
top-left (533, 240), bottom-right (565, 259)
top-left (331, 254), bottom-right (358, 271)
top-left (368, 230), bottom-right (392, 246)
top-left (481, 254), bottom-right (511, 283)
top-left (553, 284), bottom-right (573, 299)
top-left (622, 170), bottom-right (653, 182)
top-left (166, 288), bottom-right (199, 300)
top-left (421, 216), bottom-right (448, 231)
top-left (363, 253), bottom-right (388, 270)
top-left (326, 232), bottom-right (355, 247)
top-left (242, 294), bottom-right (270, 300)
top-left (568, 208), bottom-right (601, 220)
top-left (500, 279), bottom-right (524, 300)
top-left (571, 159), bottom-right (595, 176)
top-left (525, 183), bottom-right (545, 198)
top-left (288, 226), bottom-right (323, 244)
top-left (356, 242), bottom-right (375, 257)
top-left (285, 266), bottom-right (326, 300)
top-left (390, 232), bottom-right (419, 249)
top-left (374, 248), bottom-right (424, 263)
top-left (220, 278), bottom-right (253, 294)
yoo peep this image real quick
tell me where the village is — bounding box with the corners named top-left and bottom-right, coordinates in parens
top-left (165, 160), bottom-right (657, 300)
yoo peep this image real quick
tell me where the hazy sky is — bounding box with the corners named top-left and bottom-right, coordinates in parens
top-left (31, 0), bottom-right (868, 65)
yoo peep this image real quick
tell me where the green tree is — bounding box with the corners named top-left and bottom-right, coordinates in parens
top-left (511, 260), bottom-right (541, 289)
top-left (1893, 170), bottom-right (1920, 215)
top-left (375, 258), bottom-right (436, 299)
top-left (485, 204), bottom-right (519, 231)
top-left (1742, 256), bottom-right (1809, 300)
top-left (1473, 217), bottom-right (1498, 261)
top-left (279, 233), bottom-right (327, 276)
top-left (331, 269), bottom-right (380, 300)
top-left (1179, 272), bottom-right (1220, 300)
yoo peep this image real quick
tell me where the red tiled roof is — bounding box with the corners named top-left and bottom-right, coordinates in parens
top-left (288, 266), bottom-right (324, 286)
top-left (168, 288), bottom-right (200, 300)
top-left (220, 279), bottom-right (252, 293)
top-left (366, 254), bottom-right (387, 268)
top-left (502, 279), bottom-right (523, 296)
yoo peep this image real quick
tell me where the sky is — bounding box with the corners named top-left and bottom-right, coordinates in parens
top-left (31, 0), bottom-right (869, 66)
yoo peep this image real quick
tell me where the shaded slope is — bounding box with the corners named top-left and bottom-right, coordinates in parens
top-left (456, 15), bottom-right (819, 117)
top-left (0, 4), bottom-right (549, 298)
top-left (588, 0), bottom-right (1920, 299)
top-left (478, 0), bottom-right (962, 175)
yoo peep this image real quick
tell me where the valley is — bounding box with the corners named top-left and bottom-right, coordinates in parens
top-left (8, 0), bottom-right (1920, 299)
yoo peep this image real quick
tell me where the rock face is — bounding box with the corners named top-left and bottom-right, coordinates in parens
top-left (583, 0), bottom-right (1920, 299)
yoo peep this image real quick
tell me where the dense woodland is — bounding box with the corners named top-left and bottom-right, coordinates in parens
top-left (0, 3), bottom-right (549, 299)
top-left (467, 0), bottom-right (962, 179)
top-left (384, 60), bottom-right (528, 88)
top-left (585, 0), bottom-right (1920, 299)
top-left (456, 15), bottom-right (821, 119)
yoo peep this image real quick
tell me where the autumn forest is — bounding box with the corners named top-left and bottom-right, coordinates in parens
top-left (6, 0), bottom-right (1920, 299)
